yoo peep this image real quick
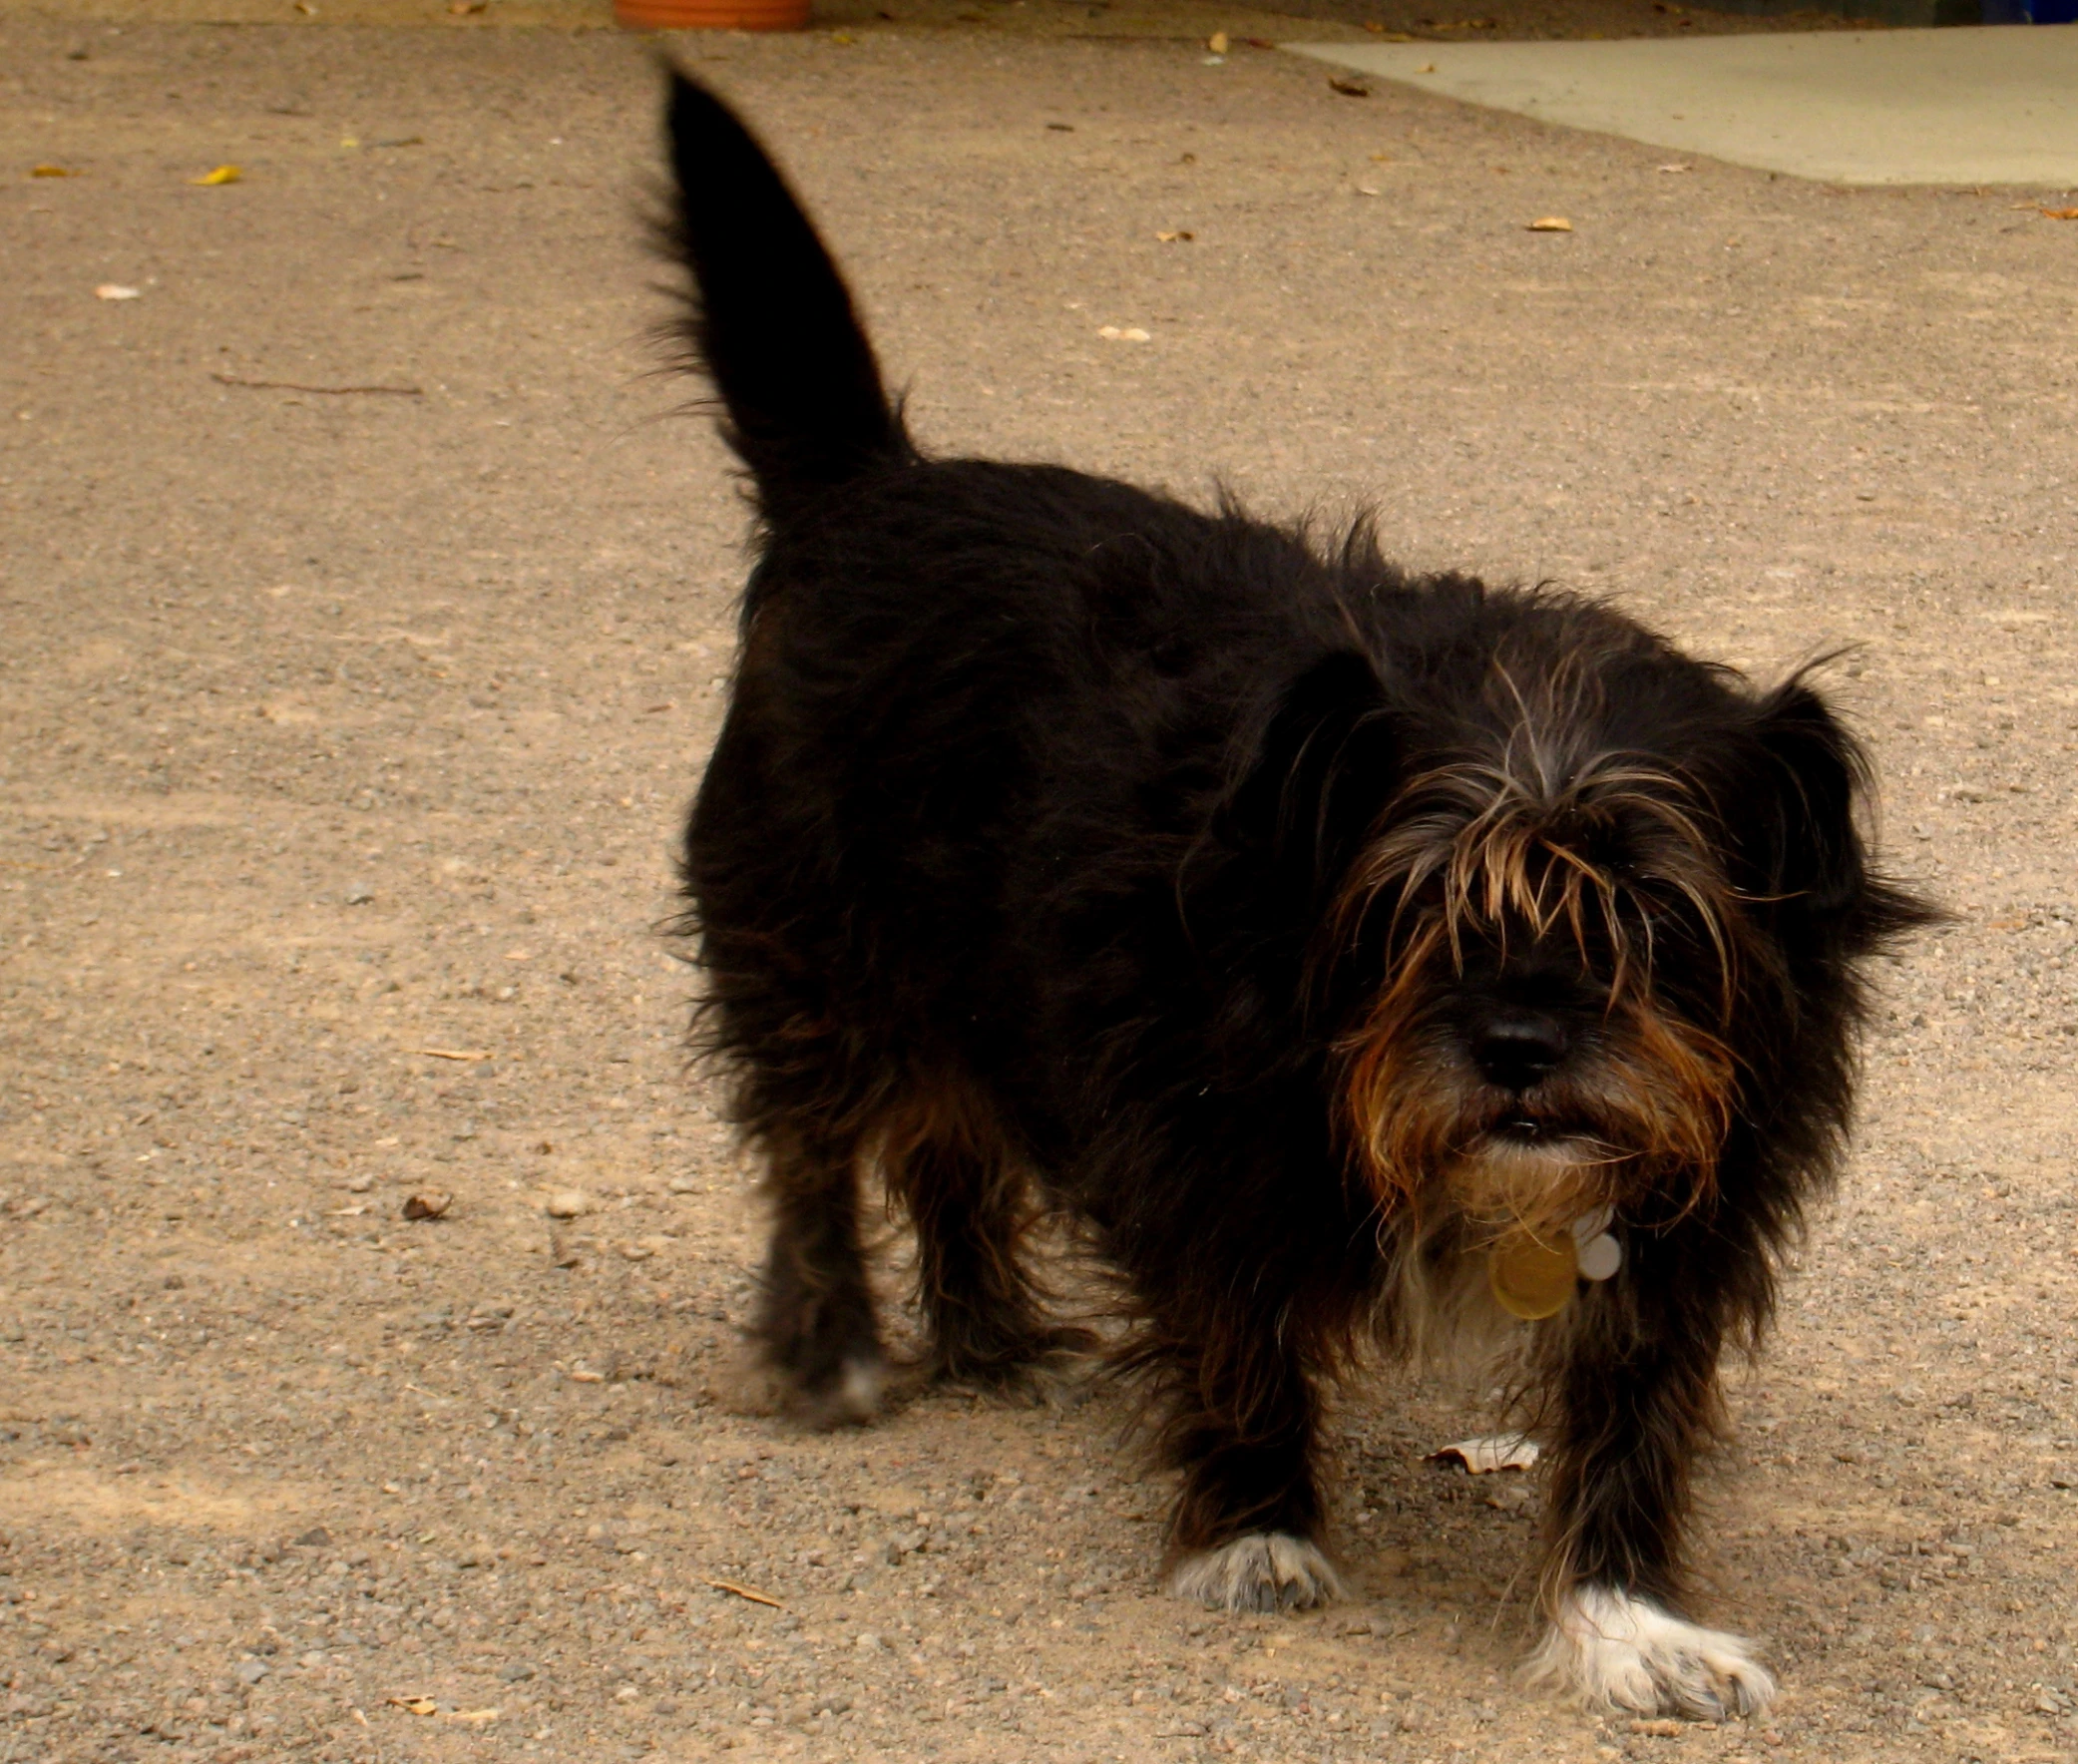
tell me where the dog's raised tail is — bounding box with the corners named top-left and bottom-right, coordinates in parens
top-left (662, 71), bottom-right (905, 517)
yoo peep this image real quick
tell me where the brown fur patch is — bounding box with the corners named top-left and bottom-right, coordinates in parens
top-left (869, 1076), bottom-right (1087, 1386)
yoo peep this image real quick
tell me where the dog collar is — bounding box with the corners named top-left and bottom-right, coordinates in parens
top-left (1488, 1206), bottom-right (1623, 1320)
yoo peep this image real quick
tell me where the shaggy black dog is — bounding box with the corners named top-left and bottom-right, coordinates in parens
top-left (661, 72), bottom-right (1929, 1717)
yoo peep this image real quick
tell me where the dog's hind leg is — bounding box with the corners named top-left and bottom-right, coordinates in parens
top-left (748, 1122), bottom-right (887, 1429)
top-left (882, 1086), bottom-right (1092, 1389)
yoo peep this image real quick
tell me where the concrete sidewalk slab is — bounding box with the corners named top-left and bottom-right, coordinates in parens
top-left (1286, 27), bottom-right (2078, 185)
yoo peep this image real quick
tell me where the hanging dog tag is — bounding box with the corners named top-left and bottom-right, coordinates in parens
top-left (1488, 1228), bottom-right (1577, 1320)
top-left (1576, 1231), bottom-right (1623, 1282)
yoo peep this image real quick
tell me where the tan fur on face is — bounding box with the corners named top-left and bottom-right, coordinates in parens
top-left (1338, 926), bottom-right (1738, 1228)
top-left (1331, 663), bottom-right (1746, 1230)
top-left (1347, 663), bottom-right (1744, 992)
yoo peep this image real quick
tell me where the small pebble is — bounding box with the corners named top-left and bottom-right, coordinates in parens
top-left (546, 1190), bottom-right (592, 1219)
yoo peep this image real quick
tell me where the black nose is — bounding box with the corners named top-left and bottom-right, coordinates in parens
top-left (1473, 1011), bottom-right (1568, 1093)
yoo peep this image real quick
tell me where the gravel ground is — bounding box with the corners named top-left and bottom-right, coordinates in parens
top-left (3, 14), bottom-right (2076, 1764)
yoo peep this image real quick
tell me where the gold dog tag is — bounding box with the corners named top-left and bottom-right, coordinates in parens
top-left (1488, 1227), bottom-right (1578, 1320)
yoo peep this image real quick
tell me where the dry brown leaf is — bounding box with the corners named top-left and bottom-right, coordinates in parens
top-left (1427, 1434), bottom-right (1540, 1473)
top-left (1328, 76), bottom-right (1372, 98)
top-left (1526, 216), bottom-right (1573, 232)
top-left (446, 1707), bottom-right (500, 1723)
top-left (31, 165), bottom-right (78, 178)
top-left (400, 1192), bottom-right (452, 1221)
top-left (190, 165), bottom-right (241, 187)
top-left (2041, 208), bottom-right (2078, 221)
top-left (385, 1695), bottom-right (438, 1716)
top-left (1154, 229), bottom-right (1195, 242)
top-left (707, 1577), bottom-right (786, 1608)
top-left (414, 1047), bottom-right (491, 1061)
top-left (1206, 31), bottom-right (1228, 52)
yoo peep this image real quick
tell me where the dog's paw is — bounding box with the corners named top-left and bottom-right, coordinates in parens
top-left (1525, 1584), bottom-right (1775, 1720)
top-left (723, 1345), bottom-right (887, 1430)
top-left (924, 1324), bottom-right (1101, 1402)
top-left (1169, 1533), bottom-right (1342, 1614)
top-left (800, 1353), bottom-right (887, 1428)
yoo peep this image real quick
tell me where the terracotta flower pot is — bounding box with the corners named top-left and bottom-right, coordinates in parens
top-left (615, 0), bottom-right (810, 28)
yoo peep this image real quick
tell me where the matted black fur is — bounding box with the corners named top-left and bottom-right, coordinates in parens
top-left (658, 72), bottom-right (1931, 1716)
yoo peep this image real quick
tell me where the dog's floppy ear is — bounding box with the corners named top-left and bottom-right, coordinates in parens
top-left (1222, 650), bottom-right (1398, 891)
top-left (1743, 680), bottom-right (1868, 918)
top-left (1740, 677), bottom-right (1932, 949)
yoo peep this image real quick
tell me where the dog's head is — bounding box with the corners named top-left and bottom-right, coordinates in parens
top-left (1237, 596), bottom-right (1927, 1244)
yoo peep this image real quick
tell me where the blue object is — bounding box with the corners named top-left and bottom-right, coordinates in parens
top-left (1983, 0), bottom-right (2078, 17)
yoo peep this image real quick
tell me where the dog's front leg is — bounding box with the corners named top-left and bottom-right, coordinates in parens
top-left (1153, 1300), bottom-right (1343, 1616)
top-left (1527, 1299), bottom-right (1774, 1721)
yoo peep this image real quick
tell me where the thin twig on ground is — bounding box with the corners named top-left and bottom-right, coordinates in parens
top-left (211, 371), bottom-right (424, 396)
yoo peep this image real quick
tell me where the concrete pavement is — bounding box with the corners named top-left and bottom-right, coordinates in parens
top-left (1288, 26), bottom-right (2078, 185)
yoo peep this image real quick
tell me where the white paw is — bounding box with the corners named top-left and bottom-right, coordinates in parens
top-left (1526, 1583), bottom-right (1775, 1720)
top-left (830, 1354), bottom-right (886, 1424)
top-left (723, 1347), bottom-right (885, 1429)
top-left (1169, 1533), bottom-right (1342, 1614)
